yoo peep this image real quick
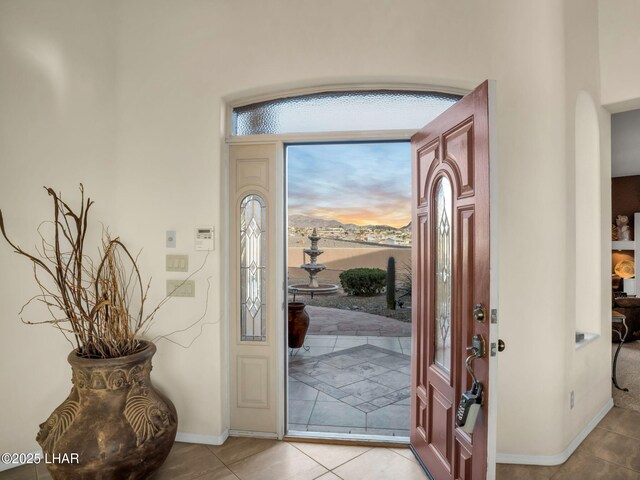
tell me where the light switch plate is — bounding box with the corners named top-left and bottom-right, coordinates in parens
top-left (166, 254), bottom-right (188, 272)
top-left (167, 280), bottom-right (195, 297)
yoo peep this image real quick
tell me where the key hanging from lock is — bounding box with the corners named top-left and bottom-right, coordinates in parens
top-left (457, 333), bottom-right (485, 433)
top-left (456, 380), bottom-right (483, 433)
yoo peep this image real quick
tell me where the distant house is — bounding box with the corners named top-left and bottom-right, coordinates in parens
top-left (380, 237), bottom-right (405, 246)
top-left (318, 227), bottom-right (344, 237)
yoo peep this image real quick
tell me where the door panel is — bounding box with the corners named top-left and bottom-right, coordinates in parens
top-left (443, 119), bottom-right (475, 198)
top-left (229, 143), bottom-right (283, 434)
top-left (410, 81), bottom-right (490, 480)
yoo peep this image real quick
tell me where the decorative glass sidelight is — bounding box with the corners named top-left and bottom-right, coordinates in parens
top-left (434, 176), bottom-right (452, 376)
top-left (240, 194), bottom-right (267, 341)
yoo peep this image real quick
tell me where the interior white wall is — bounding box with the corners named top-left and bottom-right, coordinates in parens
top-left (485, 0), bottom-right (570, 458)
top-left (0, 0), bottom-right (614, 466)
top-left (611, 109), bottom-right (640, 177)
top-left (562, 0), bottom-right (613, 457)
top-left (598, 0), bottom-right (640, 112)
top-left (574, 91), bottom-right (602, 337)
top-left (0, 0), bottom-right (117, 458)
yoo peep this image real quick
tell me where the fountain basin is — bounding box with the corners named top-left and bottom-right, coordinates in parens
top-left (289, 283), bottom-right (339, 296)
top-left (300, 263), bottom-right (326, 272)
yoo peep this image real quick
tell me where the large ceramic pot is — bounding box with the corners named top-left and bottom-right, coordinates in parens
top-left (288, 302), bottom-right (310, 348)
top-left (37, 341), bottom-right (177, 480)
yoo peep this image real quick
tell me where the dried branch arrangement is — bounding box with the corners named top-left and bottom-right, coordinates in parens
top-left (0, 185), bottom-right (162, 359)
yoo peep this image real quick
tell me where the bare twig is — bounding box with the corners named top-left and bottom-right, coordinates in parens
top-left (0, 186), bottom-right (161, 358)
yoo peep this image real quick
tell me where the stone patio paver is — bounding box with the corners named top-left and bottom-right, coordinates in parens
top-left (305, 306), bottom-right (412, 337)
top-left (288, 343), bottom-right (411, 436)
top-left (288, 304), bottom-right (412, 437)
top-left (309, 401), bottom-right (367, 427)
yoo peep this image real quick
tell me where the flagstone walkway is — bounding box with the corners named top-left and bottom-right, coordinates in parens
top-left (288, 339), bottom-right (411, 437)
top-left (305, 305), bottom-right (412, 337)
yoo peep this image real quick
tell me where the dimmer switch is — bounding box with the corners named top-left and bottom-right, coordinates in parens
top-left (166, 255), bottom-right (189, 272)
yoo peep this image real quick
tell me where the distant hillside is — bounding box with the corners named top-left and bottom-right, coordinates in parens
top-left (288, 214), bottom-right (358, 229)
top-left (288, 214), bottom-right (412, 231)
top-left (366, 224), bottom-right (403, 231)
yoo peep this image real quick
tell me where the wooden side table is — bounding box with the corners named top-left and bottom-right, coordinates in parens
top-left (612, 311), bottom-right (629, 392)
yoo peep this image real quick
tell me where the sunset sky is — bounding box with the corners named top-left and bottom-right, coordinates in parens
top-left (287, 142), bottom-right (411, 228)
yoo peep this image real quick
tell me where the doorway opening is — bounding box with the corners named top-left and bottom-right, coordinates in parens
top-left (225, 86), bottom-right (465, 443)
top-left (286, 141), bottom-right (412, 439)
top-left (610, 108), bottom-right (640, 407)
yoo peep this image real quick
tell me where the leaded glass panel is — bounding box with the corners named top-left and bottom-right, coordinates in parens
top-left (232, 90), bottom-right (461, 135)
top-left (240, 195), bottom-right (266, 341)
top-left (434, 176), bottom-right (452, 376)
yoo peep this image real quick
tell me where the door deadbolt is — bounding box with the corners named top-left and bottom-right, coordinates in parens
top-left (473, 304), bottom-right (486, 322)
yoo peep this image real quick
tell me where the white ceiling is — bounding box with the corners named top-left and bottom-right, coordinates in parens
top-left (612, 109), bottom-right (640, 177)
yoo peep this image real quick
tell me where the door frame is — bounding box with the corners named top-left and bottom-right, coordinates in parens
top-left (486, 80), bottom-right (499, 480)
top-left (223, 82), bottom-right (499, 475)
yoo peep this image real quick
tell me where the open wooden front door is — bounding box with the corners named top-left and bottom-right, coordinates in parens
top-left (410, 81), bottom-right (490, 480)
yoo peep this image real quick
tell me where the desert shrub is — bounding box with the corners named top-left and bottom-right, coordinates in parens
top-left (398, 261), bottom-right (412, 298)
top-left (339, 268), bottom-right (386, 296)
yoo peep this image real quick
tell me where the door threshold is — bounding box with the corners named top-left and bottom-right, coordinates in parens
top-left (285, 430), bottom-right (410, 448)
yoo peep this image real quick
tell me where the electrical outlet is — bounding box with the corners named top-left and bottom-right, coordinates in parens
top-left (167, 279), bottom-right (195, 297)
top-left (570, 390), bottom-right (575, 409)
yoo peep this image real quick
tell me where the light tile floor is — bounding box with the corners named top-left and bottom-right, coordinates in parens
top-left (4, 407), bottom-right (640, 479)
top-left (289, 337), bottom-right (411, 436)
top-left (496, 406), bottom-right (640, 479)
top-left (0, 438), bottom-right (427, 480)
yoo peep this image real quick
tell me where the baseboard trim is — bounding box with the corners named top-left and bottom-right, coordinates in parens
top-left (176, 429), bottom-right (229, 446)
top-left (496, 397), bottom-right (614, 466)
top-left (229, 429), bottom-right (279, 439)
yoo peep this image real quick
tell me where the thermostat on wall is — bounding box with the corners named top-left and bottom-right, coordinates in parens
top-left (195, 227), bottom-right (215, 251)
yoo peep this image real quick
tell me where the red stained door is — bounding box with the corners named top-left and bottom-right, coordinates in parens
top-left (410, 81), bottom-right (491, 480)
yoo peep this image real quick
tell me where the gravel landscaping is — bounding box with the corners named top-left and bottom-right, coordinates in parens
top-left (288, 277), bottom-right (412, 323)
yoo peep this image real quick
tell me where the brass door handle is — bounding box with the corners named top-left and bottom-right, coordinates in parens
top-left (465, 334), bottom-right (485, 384)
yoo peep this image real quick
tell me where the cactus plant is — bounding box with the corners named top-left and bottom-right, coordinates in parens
top-left (386, 256), bottom-right (396, 309)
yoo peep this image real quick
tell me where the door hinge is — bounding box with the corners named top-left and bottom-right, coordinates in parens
top-left (491, 309), bottom-right (498, 324)
top-left (490, 342), bottom-right (497, 356)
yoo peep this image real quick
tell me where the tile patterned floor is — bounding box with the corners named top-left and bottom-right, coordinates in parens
top-left (1, 438), bottom-right (428, 480)
top-left (291, 334), bottom-right (412, 358)
top-left (4, 407), bottom-right (640, 479)
top-left (288, 342), bottom-right (411, 436)
top-left (5, 337), bottom-right (640, 480)
top-left (496, 406), bottom-right (640, 479)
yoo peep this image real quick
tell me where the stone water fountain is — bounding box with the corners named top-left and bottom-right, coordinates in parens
top-left (289, 228), bottom-right (338, 297)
